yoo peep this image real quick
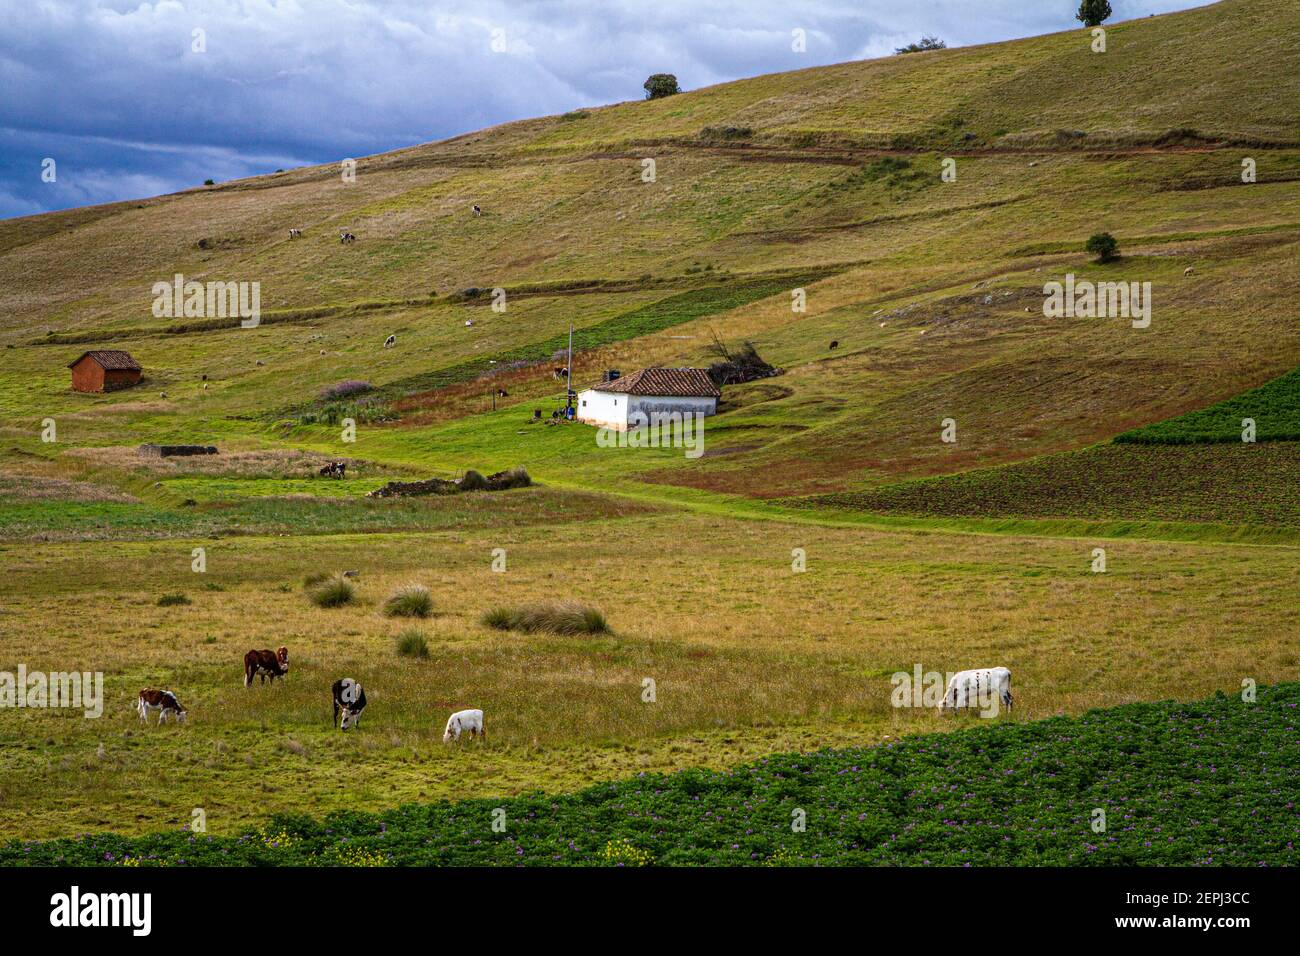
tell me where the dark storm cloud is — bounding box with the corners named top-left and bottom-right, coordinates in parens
top-left (0, 0), bottom-right (1204, 219)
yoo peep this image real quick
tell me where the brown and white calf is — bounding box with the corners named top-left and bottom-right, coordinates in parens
top-left (244, 646), bottom-right (289, 686)
top-left (138, 689), bottom-right (187, 724)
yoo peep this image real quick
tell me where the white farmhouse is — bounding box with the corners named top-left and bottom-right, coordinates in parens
top-left (576, 367), bottom-right (720, 431)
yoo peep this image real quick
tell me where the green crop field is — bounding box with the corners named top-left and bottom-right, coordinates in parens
top-left (6, 682), bottom-right (1297, 866)
top-left (1115, 365), bottom-right (1300, 444)
top-left (1, 0), bottom-right (1297, 866)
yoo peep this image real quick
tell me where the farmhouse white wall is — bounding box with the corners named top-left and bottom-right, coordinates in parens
top-left (577, 389), bottom-right (627, 429)
top-left (577, 390), bottom-right (717, 431)
top-left (626, 395), bottom-right (716, 423)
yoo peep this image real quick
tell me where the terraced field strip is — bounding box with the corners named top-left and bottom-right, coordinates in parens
top-left (307, 270), bottom-right (840, 412)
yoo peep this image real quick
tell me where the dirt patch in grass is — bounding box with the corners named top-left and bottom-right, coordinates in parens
top-left (64, 446), bottom-right (400, 480)
top-left (0, 474), bottom-right (139, 503)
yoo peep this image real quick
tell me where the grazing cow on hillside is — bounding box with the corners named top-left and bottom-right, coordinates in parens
top-left (472, 204), bottom-right (481, 216)
top-left (289, 228), bottom-right (302, 238)
top-left (442, 708), bottom-right (485, 743)
top-left (332, 678), bottom-right (367, 730)
top-left (318, 461), bottom-right (346, 479)
top-left (138, 689), bottom-right (187, 724)
top-left (384, 334), bottom-right (396, 349)
top-left (552, 367), bottom-right (567, 380)
top-left (339, 231), bottom-right (356, 244)
top-left (244, 646), bottom-right (289, 687)
top-left (939, 667), bottom-right (1013, 715)
top-left (829, 340), bottom-right (839, 350)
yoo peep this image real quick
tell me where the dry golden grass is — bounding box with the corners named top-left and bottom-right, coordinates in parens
top-left (1, 511), bottom-right (1294, 837)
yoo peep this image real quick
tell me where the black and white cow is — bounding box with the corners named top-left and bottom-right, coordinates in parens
top-left (318, 461), bottom-right (346, 479)
top-left (288, 228), bottom-right (302, 238)
top-left (138, 688), bottom-right (187, 724)
top-left (332, 678), bottom-right (367, 730)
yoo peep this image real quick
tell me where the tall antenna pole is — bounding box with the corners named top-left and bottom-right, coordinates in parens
top-left (566, 322), bottom-right (574, 415)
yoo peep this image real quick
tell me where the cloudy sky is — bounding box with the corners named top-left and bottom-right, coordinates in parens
top-left (1, 0), bottom-right (1203, 219)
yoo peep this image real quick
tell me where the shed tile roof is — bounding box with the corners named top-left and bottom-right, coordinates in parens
top-left (69, 350), bottom-right (142, 372)
top-left (589, 367), bottom-right (720, 398)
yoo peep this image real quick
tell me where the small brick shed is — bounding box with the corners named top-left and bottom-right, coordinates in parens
top-left (68, 350), bottom-right (143, 393)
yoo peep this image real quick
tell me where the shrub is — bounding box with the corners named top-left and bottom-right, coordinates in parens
top-left (395, 630), bottom-right (430, 659)
top-left (895, 36), bottom-right (946, 54)
top-left (1076, 0), bottom-right (1112, 27)
top-left (383, 585), bottom-right (433, 619)
top-left (643, 73), bottom-right (680, 100)
top-left (482, 602), bottom-right (610, 635)
top-left (156, 593), bottom-right (191, 607)
top-left (319, 380), bottom-right (372, 401)
top-left (203, 179), bottom-right (215, 186)
top-left (1085, 232), bottom-right (1119, 263)
top-left (306, 574), bottom-right (355, 608)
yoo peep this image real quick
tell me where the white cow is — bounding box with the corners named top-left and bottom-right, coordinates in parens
top-left (443, 708), bottom-right (485, 742)
top-left (940, 667), bottom-right (1013, 715)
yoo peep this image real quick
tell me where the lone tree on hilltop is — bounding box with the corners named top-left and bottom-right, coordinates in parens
top-left (894, 36), bottom-right (947, 55)
top-left (1077, 0), bottom-right (1113, 27)
top-left (643, 73), bottom-right (680, 100)
top-left (1086, 232), bottom-right (1119, 263)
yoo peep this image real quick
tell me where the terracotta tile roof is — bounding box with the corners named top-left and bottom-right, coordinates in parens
top-left (69, 350), bottom-right (141, 371)
top-left (590, 367), bottom-right (720, 398)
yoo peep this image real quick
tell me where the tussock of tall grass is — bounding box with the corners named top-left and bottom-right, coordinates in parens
top-left (383, 584), bottom-right (433, 619)
top-left (395, 630), bottom-right (430, 658)
top-left (459, 469), bottom-right (488, 492)
top-left (156, 593), bottom-right (191, 607)
top-left (305, 574), bottom-right (356, 608)
top-left (482, 601), bottom-right (609, 635)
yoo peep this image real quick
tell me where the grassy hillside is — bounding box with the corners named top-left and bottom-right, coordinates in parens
top-left (6, 682), bottom-right (1297, 866)
top-left (1, 0), bottom-right (1297, 852)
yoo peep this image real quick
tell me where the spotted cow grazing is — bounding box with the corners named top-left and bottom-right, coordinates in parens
top-left (940, 667), bottom-right (1013, 716)
top-left (138, 689), bottom-right (187, 724)
top-left (384, 334), bottom-right (396, 349)
top-left (332, 678), bottom-right (367, 730)
top-left (443, 708), bottom-right (485, 743)
top-left (472, 204), bottom-right (482, 216)
top-left (244, 646), bottom-right (289, 687)
top-left (829, 340), bottom-right (839, 350)
top-left (318, 461), bottom-right (346, 479)
top-left (289, 228), bottom-right (302, 238)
